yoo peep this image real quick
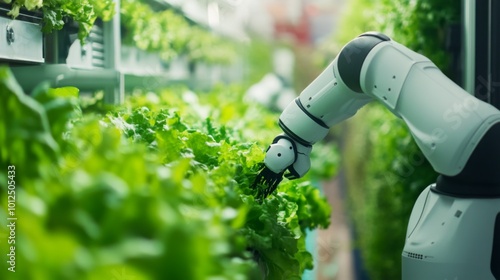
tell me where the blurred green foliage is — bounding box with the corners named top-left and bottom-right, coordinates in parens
top-left (336, 0), bottom-right (460, 75)
top-left (120, 0), bottom-right (238, 64)
top-left (240, 40), bottom-right (274, 87)
top-left (375, 0), bottom-right (460, 76)
top-left (0, 66), bottom-right (338, 279)
top-left (334, 0), bottom-right (460, 279)
top-left (343, 104), bottom-right (436, 279)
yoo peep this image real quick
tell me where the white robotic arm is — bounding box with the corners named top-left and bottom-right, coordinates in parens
top-left (260, 32), bottom-right (500, 179)
top-left (254, 32), bottom-right (500, 279)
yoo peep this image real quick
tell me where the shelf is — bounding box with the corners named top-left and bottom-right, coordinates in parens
top-left (11, 64), bottom-right (124, 103)
top-left (0, 5), bottom-right (44, 63)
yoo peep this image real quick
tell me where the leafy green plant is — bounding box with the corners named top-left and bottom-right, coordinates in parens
top-left (0, 67), bottom-right (337, 279)
top-left (335, 0), bottom-right (459, 74)
top-left (2, 0), bottom-right (115, 42)
top-left (374, 0), bottom-right (460, 75)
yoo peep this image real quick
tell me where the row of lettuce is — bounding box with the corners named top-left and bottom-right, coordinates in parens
top-left (0, 66), bottom-right (339, 279)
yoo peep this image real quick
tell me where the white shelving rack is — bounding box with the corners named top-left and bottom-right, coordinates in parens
top-left (3, 1), bottom-right (123, 104)
top-left (1, 0), bottom-right (246, 104)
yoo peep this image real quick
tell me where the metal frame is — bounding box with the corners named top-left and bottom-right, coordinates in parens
top-left (463, 0), bottom-right (500, 109)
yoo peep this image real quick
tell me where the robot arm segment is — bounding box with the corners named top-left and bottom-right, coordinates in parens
top-left (278, 58), bottom-right (374, 147)
top-left (262, 136), bottom-right (297, 174)
top-left (253, 134), bottom-right (312, 196)
top-left (358, 39), bottom-right (500, 176)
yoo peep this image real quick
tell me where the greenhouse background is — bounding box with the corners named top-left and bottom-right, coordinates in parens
top-left (1, 0), bottom-right (499, 280)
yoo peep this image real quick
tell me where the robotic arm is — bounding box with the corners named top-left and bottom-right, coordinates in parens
top-left (254, 32), bottom-right (500, 279)
top-left (256, 32), bottom-right (500, 190)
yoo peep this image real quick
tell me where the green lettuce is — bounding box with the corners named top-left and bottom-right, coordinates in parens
top-left (3, 0), bottom-right (115, 42)
top-left (0, 67), bottom-right (337, 279)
